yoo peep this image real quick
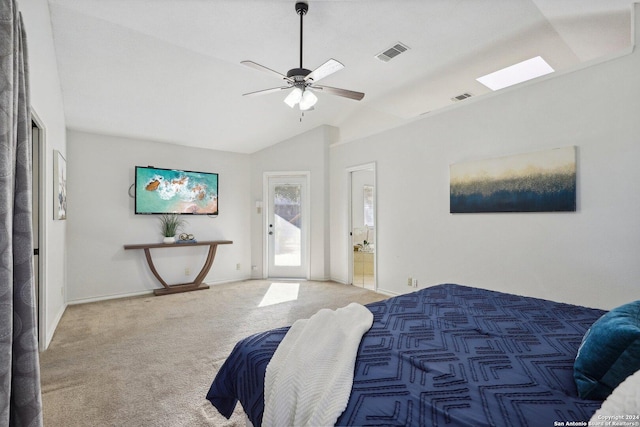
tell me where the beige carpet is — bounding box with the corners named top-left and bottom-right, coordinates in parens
top-left (40, 280), bottom-right (386, 426)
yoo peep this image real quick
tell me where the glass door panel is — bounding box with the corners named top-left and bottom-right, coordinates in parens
top-left (267, 175), bottom-right (308, 278)
top-left (273, 184), bottom-right (301, 267)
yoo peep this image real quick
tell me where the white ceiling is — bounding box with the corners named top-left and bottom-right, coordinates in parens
top-left (47, 0), bottom-right (634, 154)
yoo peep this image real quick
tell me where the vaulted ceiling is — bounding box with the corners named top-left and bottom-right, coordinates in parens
top-left (48, 0), bottom-right (634, 153)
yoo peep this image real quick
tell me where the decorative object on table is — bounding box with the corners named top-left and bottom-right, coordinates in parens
top-left (177, 233), bottom-right (197, 244)
top-left (449, 146), bottom-right (576, 213)
top-left (53, 150), bottom-right (67, 220)
top-left (158, 213), bottom-right (186, 244)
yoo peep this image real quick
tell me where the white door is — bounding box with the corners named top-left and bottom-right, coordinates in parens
top-left (266, 174), bottom-right (309, 279)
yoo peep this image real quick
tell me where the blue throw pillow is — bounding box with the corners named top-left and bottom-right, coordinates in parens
top-left (574, 300), bottom-right (640, 400)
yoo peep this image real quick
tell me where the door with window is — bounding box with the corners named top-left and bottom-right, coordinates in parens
top-left (266, 174), bottom-right (309, 278)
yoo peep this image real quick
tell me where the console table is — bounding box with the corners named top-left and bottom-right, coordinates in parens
top-left (124, 240), bottom-right (233, 295)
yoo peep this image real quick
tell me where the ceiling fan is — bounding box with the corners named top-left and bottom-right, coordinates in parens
top-left (241, 1), bottom-right (365, 111)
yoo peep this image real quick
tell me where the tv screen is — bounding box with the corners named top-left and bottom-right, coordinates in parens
top-left (135, 166), bottom-right (218, 215)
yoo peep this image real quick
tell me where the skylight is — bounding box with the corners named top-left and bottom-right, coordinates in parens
top-left (476, 56), bottom-right (554, 91)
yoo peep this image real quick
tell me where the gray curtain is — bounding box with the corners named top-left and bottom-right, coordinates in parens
top-left (0, 0), bottom-right (44, 426)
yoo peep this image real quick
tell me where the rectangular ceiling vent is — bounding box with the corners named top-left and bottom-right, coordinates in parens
top-left (375, 42), bottom-right (410, 62)
top-left (451, 92), bottom-right (473, 102)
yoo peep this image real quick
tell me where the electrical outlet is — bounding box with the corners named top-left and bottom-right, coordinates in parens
top-left (251, 265), bottom-right (257, 271)
top-left (185, 267), bottom-right (190, 276)
top-left (413, 279), bottom-right (418, 288)
top-left (407, 277), bottom-right (413, 286)
top-left (236, 263), bottom-right (241, 270)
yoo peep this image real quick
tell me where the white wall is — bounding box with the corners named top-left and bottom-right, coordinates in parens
top-left (66, 131), bottom-right (251, 302)
top-left (250, 126), bottom-right (337, 281)
top-left (19, 0), bottom-right (67, 348)
top-left (330, 11), bottom-right (640, 309)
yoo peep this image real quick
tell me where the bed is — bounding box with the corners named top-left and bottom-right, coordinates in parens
top-left (207, 283), bottom-right (613, 426)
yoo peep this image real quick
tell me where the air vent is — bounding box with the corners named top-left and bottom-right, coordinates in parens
top-left (375, 42), bottom-right (410, 62)
top-left (451, 92), bottom-right (473, 102)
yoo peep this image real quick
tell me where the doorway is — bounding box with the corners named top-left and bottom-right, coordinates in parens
top-left (264, 173), bottom-right (310, 279)
top-left (31, 113), bottom-right (46, 351)
top-left (349, 164), bottom-right (376, 290)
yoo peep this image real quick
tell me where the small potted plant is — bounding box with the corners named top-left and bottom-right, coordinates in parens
top-left (159, 213), bottom-right (186, 244)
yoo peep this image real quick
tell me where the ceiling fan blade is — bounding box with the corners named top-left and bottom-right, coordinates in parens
top-left (243, 86), bottom-right (290, 97)
top-left (304, 59), bottom-right (344, 83)
top-left (241, 61), bottom-right (293, 82)
top-left (312, 85), bottom-right (365, 101)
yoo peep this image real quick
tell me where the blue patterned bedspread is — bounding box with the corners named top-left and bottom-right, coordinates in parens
top-left (207, 284), bottom-right (605, 426)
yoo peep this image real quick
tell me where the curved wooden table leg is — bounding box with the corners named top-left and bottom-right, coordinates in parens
top-left (143, 248), bottom-right (170, 290)
top-left (193, 244), bottom-right (218, 286)
top-left (151, 243), bottom-right (219, 295)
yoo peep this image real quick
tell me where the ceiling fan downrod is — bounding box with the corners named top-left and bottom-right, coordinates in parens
top-left (296, 2), bottom-right (308, 69)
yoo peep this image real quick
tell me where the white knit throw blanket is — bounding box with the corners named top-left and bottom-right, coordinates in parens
top-left (263, 303), bottom-right (374, 427)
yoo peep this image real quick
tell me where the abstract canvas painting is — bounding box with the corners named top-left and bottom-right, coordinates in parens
top-left (450, 146), bottom-right (576, 213)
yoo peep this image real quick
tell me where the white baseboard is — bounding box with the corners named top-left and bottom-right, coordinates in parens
top-left (328, 277), bottom-right (397, 297)
top-left (247, 277), bottom-right (332, 282)
top-left (67, 277), bottom-right (253, 306)
top-left (44, 302), bottom-right (67, 350)
top-left (68, 289), bottom-right (154, 305)
top-left (376, 288), bottom-right (399, 297)
top-left (205, 277), bottom-right (252, 286)
top-left (310, 276), bottom-right (331, 282)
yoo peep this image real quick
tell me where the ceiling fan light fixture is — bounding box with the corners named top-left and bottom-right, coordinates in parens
top-left (299, 89), bottom-right (317, 111)
top-left (241, 1), bottom-right (364, 112)
top-left (284, 87), bottom-right (303, 108)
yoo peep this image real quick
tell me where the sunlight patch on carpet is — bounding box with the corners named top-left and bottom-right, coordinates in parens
top-left (259, 282), bottom-right (300, 307)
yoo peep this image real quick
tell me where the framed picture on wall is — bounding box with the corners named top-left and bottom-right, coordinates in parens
top-left (54, 150), bottom-right (67, 220)
top-left (449, 146), bottom-right (576, 213)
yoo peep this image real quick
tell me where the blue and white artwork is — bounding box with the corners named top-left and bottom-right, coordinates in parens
top-left (450, 146), bottom-right (576, 213)
top-left (135, 167), bottom-right (218, 215)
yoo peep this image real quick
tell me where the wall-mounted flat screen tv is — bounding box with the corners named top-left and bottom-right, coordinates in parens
top-left (135, 166), bottom-right (218, 215)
